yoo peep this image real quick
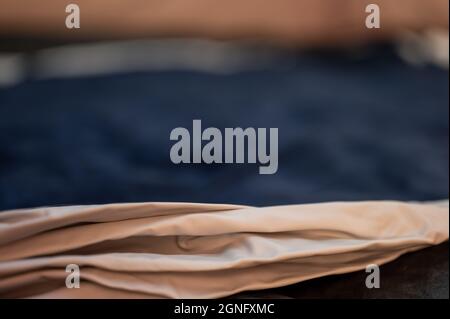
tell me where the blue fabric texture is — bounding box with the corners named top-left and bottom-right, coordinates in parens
top-left (0, 46), bottom-right (447, 210)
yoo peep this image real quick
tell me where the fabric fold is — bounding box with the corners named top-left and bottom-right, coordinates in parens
top-left (0, 200), bottom-right (448, 298)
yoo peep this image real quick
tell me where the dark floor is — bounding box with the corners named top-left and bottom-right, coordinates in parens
top-left (234, 242), bottom-right (449, 299)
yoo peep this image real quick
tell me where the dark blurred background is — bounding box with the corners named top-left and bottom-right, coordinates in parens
top-left (0, 44), bottom-right (448, 210)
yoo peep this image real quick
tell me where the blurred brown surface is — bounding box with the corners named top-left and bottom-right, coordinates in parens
top-left (0, 0), bottom-right (448, 47)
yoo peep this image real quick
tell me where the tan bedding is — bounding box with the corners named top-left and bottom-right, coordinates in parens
top-left (0, 200), bottom-right (447, 298)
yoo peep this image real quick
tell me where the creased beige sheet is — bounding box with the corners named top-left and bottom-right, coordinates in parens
top-left (0, 200), bottom-right (448, 298)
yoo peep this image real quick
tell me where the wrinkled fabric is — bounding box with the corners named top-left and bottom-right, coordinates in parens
top-left (0, 200), bottom-right (447, 298)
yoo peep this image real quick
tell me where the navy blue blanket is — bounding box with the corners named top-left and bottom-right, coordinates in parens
top-left (0, 46), bottom-right (447, 210)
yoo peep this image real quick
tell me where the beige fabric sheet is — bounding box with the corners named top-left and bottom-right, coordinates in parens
top-left (0, 200), bottom-right (448, 298)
